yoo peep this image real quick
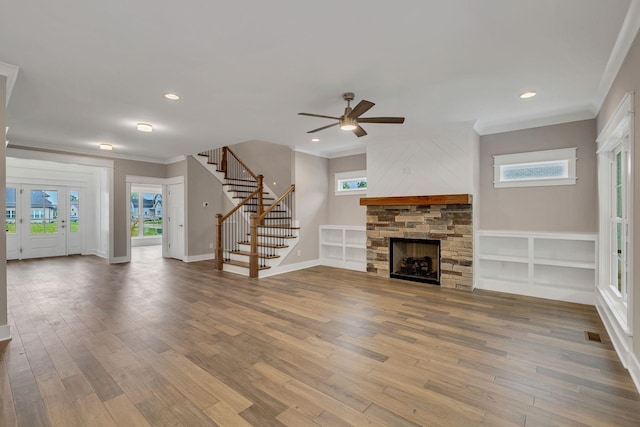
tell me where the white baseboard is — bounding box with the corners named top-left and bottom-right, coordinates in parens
top-left (110, 256), bottom-right (130, 264)
top-left (595, 289), bottom-right (639, 393)
top-left (259, 259), bottom-right (321, 278)
top-left (0, 324), bottom-right (11, 342)
top-left (630, 351), bottom-right (640, 394)
top-left (184, 253), bottom-right (215, 263)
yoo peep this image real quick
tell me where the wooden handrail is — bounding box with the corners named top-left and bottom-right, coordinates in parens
top-left (255, 185), bottom-right (295, 222)
top-left (224, 146), bottom-right (259, 181)
top-left (219, 187), bottom-right (261, 222)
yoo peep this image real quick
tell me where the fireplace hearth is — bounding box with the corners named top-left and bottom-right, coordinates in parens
top-left (390, 238), bottom-right (440, 285)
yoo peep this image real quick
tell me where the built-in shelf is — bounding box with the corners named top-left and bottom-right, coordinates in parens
top-left (476, 230), bottom-right (597, 305)
top-left (320, 225), bottom-right (366, 272)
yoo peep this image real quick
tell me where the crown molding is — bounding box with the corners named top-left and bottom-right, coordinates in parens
top-left (594, 0), bottom-right (640, 114)
top-left (473, 107), bottom-right (596, 136)
top-left (7, 139), bottom-right (184, 164)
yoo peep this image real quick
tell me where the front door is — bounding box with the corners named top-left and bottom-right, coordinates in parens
top-left (21, 186), bottom-right (67, 259)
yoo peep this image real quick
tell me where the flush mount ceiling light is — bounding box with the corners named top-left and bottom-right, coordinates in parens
top-left (164, 93), bottom-right (180, 101)
top-left (137, 123), bottom-right (153, 132)
top-left (520, 91), bottom-right (537, 99)
top-left (311, 138), bottom-right (320, 142)
top-left (99, 143), bottom-right (113, 150)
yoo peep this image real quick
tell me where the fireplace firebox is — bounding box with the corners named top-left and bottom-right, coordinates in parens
top-left (389, 238), bottom-right (440, 285)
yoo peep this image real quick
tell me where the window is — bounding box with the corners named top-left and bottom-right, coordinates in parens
top-left (597, 92), bottom-right (633, 333)
top-left (493, 148), bottom-right (577, 188)
top-left (30, 190), bottom-right (58, 234)
top-left (6, 187), bottom-right (16, 234)
top-left (335, 170), bottom-right (367, 196)
top-left (70, 190), bottom-right (79, 232)
top-left (130, 189), bottom-right (162, 238)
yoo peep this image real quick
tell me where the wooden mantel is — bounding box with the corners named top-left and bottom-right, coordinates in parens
top-left (359, 194), bottom-right (472, 206)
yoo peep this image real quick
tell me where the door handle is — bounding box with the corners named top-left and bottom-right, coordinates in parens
top-left (178, 224), bottom-right (184, 227)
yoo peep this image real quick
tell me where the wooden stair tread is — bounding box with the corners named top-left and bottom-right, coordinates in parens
top-left (225, 177), bottom-right (256, 183)
top-left (244, 209), bottom-right (286, 214)
top-left (262, 216), bottom-right (292, 220)
top-left (258, 225), bottom-right (300, 230)
top-left (253, 233), bottom-right (297, 239)
top-left (223, 183), bottom-right (257, 188)
top-left (233, 196), bottom-right (275, 200)
top-left (229, 250), bottom-right (280, 259)
top-left (237, 241), bottom-right (288, 249)
top-left (223, 259), bottom-right (270, 270)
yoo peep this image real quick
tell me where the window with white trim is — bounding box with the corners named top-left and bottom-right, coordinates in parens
top-left (596, 91), bottom-right (633, 334)
top-left (335, 170), bottom-right (367, 196)
top-left (493, 148), bottom-right (577, 188)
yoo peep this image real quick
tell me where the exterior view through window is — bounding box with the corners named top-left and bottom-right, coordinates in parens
top-left (131, 191), bottom-right (163, 238)
top-left (31, 190), bottom-right (58, 234)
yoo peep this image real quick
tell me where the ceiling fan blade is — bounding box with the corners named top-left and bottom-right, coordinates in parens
top-left (347, 100), bottom-right (375, 119)
top-left (307, 122), bottom-right (339, 133)
top-left (352, 125), bottom-right (367, 137)
top-left (298, 112), bottom-right (340, 120)
top-left (357, 117), bottom-right (405, 124)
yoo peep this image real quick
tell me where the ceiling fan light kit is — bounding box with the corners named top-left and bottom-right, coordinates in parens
top-left (298, 92), bottom-right (405, 138)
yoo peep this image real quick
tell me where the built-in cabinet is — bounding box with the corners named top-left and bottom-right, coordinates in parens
top-left (319, 225), bottom-right (366, 272)
top-left (476, 230), bottom-right (597, 304)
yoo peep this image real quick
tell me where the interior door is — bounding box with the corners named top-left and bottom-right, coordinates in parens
top-left (6, 186), bottom-right (20, 260)
top-left (167, 183), bottom-right (184, 260)
top-left (21, 186), bottom-right (67, 259)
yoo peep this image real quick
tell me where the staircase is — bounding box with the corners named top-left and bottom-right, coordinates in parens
top-left (197, 147), bottom-right (299, 278)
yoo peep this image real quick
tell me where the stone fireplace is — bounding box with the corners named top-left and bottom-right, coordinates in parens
top-left (360, 194), bottom-right (473, 291)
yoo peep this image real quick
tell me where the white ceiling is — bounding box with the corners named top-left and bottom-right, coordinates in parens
top-left (1, 0), bottom-right (638, 162)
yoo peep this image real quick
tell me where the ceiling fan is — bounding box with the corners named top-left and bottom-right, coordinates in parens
top-left (298, 92), bottom-right (405, 137)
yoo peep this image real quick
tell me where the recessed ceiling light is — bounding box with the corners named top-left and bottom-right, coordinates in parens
top-left (99, 143), bottom-right (113, 150)
top-left (520, 91), bottom-right (537, 99)
top-left (137, 123), bottom-right (153, 132)
top-left (311, 138), bottom-right (320, 142)
top-left (164, 93), bottom-right (180, 101)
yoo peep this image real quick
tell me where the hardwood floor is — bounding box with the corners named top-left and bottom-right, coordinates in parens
top-left (2, 248), bottom-right (639, 426)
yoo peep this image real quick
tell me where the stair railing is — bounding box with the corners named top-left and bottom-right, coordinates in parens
top-left (249, 185), bottom-right (295, 277)
top-left (198, 146), bottom-right (264, 215)
top-left (223, 147), bottom-right (264, 217)
top-left (216, 185), bottom-right (262, 271)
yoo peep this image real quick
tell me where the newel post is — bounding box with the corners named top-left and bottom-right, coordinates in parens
top-left (221, 147), bottom-right (228, 179)
top-left (216, 213), bottom-right (223, 270)
top-left (257, 174), bottom-right (264, 218)
top-left (249, 215), bottom-right (259, 278)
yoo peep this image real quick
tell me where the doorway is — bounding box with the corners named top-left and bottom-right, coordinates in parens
top-left (126, 176), bottom-right (184, 262)
top-left (6, 184), bottom-right (85, 260)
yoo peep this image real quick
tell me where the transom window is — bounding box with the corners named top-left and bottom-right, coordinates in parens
top-left (335, 170), bottom-right (367, 196)
top-left (494, 148), bottom-right (577, 188)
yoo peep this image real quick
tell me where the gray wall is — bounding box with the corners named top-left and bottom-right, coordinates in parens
top-left (113, 159), bottom-right (166, 258)
top-left (166, 158), bottom-right (187, 178)
top-left (185, 156), bottom-right (232, 257)
top-left (229, 140), bottom-right (294, 196)
top-left (281, 151), bottom-right (328, 265)
top-left (0, 76), bottom-right (7, 332)
top-left (597, 28), bottom-right (640, 369)
top-left (328, 154), bottom-right (366, 226)
top-left (479, 120), bottom-right (598, 232)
